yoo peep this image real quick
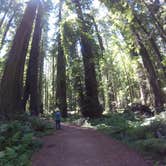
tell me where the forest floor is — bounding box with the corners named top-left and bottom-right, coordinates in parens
top-left (32, 123), bottom-right (152, 166)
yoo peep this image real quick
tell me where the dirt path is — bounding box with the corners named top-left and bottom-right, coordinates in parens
top-left (32, 124), bottom-right (152, 166)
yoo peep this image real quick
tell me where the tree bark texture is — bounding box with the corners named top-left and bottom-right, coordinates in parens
top-left (136, 32), bottom-right (164, 109)
top-left (0, 0), bottom-right (38, 120)
top-left (23, 1), bottom-right (43, 116)
top-left (56, 0), bottom-right (67, 117)
top-left (73, 0), bottom-right (103, 118)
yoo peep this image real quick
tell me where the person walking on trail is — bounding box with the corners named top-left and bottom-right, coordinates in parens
top-left (55, 107), bottom-right (61, 130)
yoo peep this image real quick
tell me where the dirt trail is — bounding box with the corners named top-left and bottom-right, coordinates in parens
top-left (32, 124), bottom-right (152, 166)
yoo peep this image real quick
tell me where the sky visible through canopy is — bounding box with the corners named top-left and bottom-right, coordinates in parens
top-left (0, 0), bottom-right (107, 58)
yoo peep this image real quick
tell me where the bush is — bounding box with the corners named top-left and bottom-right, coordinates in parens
top-left (0, 117), bottom-right (54, 166)
top-left (134, 138), bottom-right (166, 155)
top-left (88, 112), bottom-right (166, 163)
top-left (29, 117), bottom-right (54, 136)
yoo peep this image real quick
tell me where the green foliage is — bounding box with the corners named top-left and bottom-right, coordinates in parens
top-left (134, 138), bottom-right (166, 155)
top-left (0, 121), bottom-right (34, 166)
top-left (88, 112), bottom-right (166, 163)
top-left (89, 112), bottom-right (138, 139)
top-left (0, 117), bottom-right (54, 166)
top-left (29, 117), bottom-right (54, 136)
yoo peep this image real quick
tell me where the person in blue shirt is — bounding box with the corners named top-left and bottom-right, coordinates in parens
top-left (55, 107), bottom-right (61, 130)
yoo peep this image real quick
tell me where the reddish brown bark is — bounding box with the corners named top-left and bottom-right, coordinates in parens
top-left (56, 0), bottom-right (67, 117)
top-left (0, 0), bottom-right (38, 120)
top-left (135, 32), bottom-right (164, 109)
top-left (134, 15), bottom-right (166, 78)
top-left (23, 1), bottom-right (43, 116)
top-left (73, 0), bottom-right (103, 118)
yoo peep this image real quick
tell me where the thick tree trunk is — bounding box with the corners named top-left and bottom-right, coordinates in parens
top-left (135, 33), bottom-right (164, 109)
top-left (91, 16), bottom-right (105, 54)
top-left (38, 40), bottom-right (45, 115)
top-left (23, 1), bottom-right (42, 116)
top-left (44, 77), bottom-right (49, 111)
top-left (76, 76), bottom-right (85, 112)
top-left (56, 0), bottom-right (67, 117)
top-left (0, 0), bottom-right (37, 120)
top-left (134, 15), bottom-right (166, 78)
top-left (91, 16), bottom-right (105, 108)
top-left (52, 55), bottom-right (55, 106)
top-left (56, 34), bottom-right (67, 117)
top-left (137, 62), bottom-right (149, 105)
top-left (73, 0), bottom-right (103, 118)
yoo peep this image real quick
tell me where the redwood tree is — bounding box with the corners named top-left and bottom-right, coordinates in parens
top-left (72, 0), bottom-right (103, 118)
top-left (134, 31), bottom-right (164, 109)
top-left (56, 0), bottom-right (67, 117)
top-left (0, 0), bottom-right (38, 120)
top-left (23, 1), bottom-right (43, 116)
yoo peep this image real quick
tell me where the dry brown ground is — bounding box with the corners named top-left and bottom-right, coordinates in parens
top-left (32, 124), bottom-right (152, 166)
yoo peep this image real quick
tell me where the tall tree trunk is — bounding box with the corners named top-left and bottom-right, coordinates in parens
top-left (0, 0), bottom-right (37, 120)
top-left (137, 62), bottom-right (149, 105)
top-left (56, 0), bottom-right (67, 117)
top-left (23, 1), bottom-right (42, 116)
top-left (76, 76), bottom-right (84, 112)
top-left (91, 16), bottom-right (105, 108)
top-left (44, 77), bottom-right (49, 111)
top-left (52, 55), bottom-right (55, 107)
top-left (73, 0), bottom-right (102, 118)
top-left (134, 15), bottom-right (166, 78)
top-left (121, 57), bottom-right (132, 103)
top-left (38, 40), bottom-right (45, 115)
top-left (135, 32), bottom-right (164, 109)
top-left (91, 16), bottom-right (105, 54)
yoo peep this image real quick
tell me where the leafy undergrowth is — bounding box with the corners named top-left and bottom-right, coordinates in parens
top-left (0, 115), bottom-right (54, 166)
top-left (64, 112), bottom-right (166, 165)
top-left (89, 112), bottom-right (166, 165)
